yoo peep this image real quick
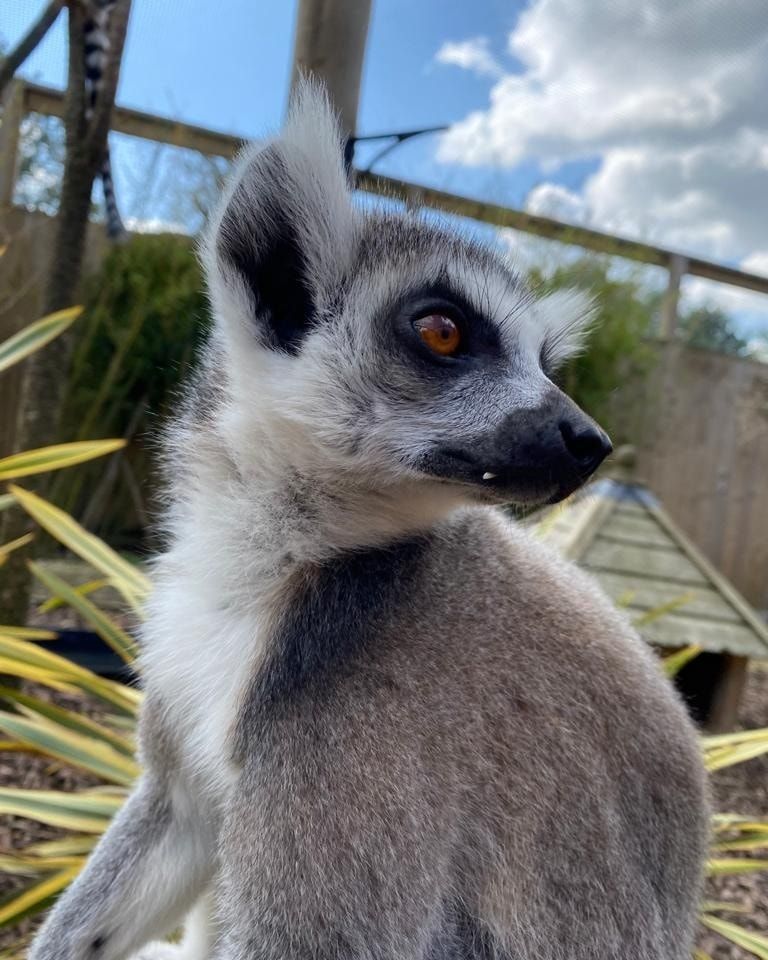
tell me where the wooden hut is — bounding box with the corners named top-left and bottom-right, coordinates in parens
top-left (531, 447), bottom-right (768, 731)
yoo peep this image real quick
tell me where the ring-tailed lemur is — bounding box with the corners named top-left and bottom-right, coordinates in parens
top-left (29, 82), bottom-right (708, 960)
top-left (83, 0), bottom-right (125, 239)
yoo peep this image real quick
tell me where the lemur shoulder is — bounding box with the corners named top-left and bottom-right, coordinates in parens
top-left (30, 82), bottom-right (708, 960)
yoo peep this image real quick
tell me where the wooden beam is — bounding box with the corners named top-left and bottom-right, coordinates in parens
top-left (24, 82), bottom-right (243, 160)
top-left (356, 171), bottom-right (768, 298)
top-left (16, 83), bottom-right (768, 300)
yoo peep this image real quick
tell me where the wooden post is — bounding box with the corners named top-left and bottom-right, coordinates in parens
top-left (706, 654), bottom-right (748, 733)
top-left (0, 79), bottom-right (26, 209)
top-left (289, 0), bottom-right (373, 143)
top-left (659, 253), bottom-right (688, 339)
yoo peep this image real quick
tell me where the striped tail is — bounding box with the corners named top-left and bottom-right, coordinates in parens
top-left (101, 144), bottom-right (126, 240)
top-left (84, 1), bottom-right (125, 240)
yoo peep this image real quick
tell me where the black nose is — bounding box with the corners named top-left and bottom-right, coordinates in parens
top-left (560, 418), bottom-right (613, 472)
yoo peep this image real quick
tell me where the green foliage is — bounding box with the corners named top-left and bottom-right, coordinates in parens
top-left (678, 305), bottom-right (749, 356)
top-left (528, 257), bottom-right (656, 433)
top-left (640, 289), bottom-right (750, 356)
top-left (54, 233), bottom-right (210, 543)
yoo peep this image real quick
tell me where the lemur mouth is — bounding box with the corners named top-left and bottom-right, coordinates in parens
top-left (416, 445), bottom-right (600, 506)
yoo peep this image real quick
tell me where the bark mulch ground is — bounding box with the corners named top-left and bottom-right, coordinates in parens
top-left (697, 662), bottom-right (768, 959)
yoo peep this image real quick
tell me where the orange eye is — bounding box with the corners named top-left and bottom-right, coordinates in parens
top-left (413, 314), bottom-right (462, 357)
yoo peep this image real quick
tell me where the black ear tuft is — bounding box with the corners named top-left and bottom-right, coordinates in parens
top-left (206, 81), bottom-right (354, 355)
top-left (217, 151), bottom-right (316, 355)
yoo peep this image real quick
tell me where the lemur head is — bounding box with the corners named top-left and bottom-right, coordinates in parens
top-left (202, 82), bottom-right (611, 513)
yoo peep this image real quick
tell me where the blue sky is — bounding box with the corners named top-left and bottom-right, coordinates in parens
top-left (4, 1), bottom-right (600, 210)
top-left (4, 0), bottom-right (768, 339)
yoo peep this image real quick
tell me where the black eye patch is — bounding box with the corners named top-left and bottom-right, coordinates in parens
top-left (383, 280), bottom-right (503, 370)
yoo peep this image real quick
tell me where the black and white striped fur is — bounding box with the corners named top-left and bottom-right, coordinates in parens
top-left (83, 0), bottom-right (125, 240)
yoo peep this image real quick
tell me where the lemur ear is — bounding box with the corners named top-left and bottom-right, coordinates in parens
top-left (204, 80), bottom-right (355, 354)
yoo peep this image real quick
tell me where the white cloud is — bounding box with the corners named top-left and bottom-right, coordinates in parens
top-left (525, 182), bottom-right (588, 222)
top-left (742, 251), bottom-right (768, 278)
top-left (747, 338), bottom-right (768, 361)
top-left (437, 0), bottom-right (768, 313)
top-left (434, 37), bottom-right (503, 78)
top-left (124, 216), bottom-right (189, 235)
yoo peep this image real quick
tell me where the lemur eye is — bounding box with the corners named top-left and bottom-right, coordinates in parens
top-left (413, 314), bottom-right (462, 357)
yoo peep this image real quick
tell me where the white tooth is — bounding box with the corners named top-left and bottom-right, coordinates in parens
top-left (482, 472), bottom-right (497, 481)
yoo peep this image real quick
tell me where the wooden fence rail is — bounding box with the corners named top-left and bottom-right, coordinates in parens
top-left (3, 80), bottom-right (768, 333)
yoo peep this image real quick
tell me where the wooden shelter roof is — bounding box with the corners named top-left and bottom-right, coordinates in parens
top-left (532, 461), bottom-right (768, 658)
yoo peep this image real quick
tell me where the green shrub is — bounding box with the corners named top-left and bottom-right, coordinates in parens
top-left (53, 234), bottom-right (210, 545)
top-left (528, 257), bottom-right (657, 436)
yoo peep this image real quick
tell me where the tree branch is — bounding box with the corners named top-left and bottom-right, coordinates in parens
top-left (0, 0), bottom-right (132, 628)
top-left (0, 1), bottom-right (64, 97)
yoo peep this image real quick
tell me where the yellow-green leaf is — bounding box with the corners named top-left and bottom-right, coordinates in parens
top-left (712, 832), bottom-right (768, 852)
top-left (705, 738), bottom-right (768, 772)
top-left (0, 440), bottom-right (126, 481)
top-left (29, 561), bottom-right (139, 664)
top-left (0, 655), bottom-right (81, 695)
top-left (707, 858), bottom-right (768, 875)
top-left (0, 625), bottom-right (57, 641)
top-left (0, 633), bottom-right (140, 715)
top-left (700, 900), bottom-right (749, 914)
top-left (717, 824), bottom-right (768, 835)
top-left (614, 589), bottom-right (637, 608)
top-left (700, 914), bottom-right (768, 959)
top-left (0, 307), bottom-right (82, 375)
top-left (25, 835), bottom-right (97, 857)
top-left (0, 740), bottom-right (28, 751)
top-left (634, 592), bottom-right (695, 627)
top-left (0, 866), bottom-right (81, 928)
top-left (0, 686), bottom-right (135, 756)
top-left (8, 485), bottom-right (150, 607)
top-left (0, 710), bottom-right (139, 785)
top-left (661, 644), bottom-right (701, 678)
top-left (703, 727), bottom-right (768, 749)
top-left (38, 577), bottom-right (110, 613)
top-left (0, 854), bottom-right (84, 876)
top-left (0, 494), bottom-right (14, 512)
top-left (0, 787), bottom-right (123, 832)
top-left (95, 676), bottom-right (143, 715)
top-left (0, 533), bottom-right (34, 560)
top-left (712, 813), bottom-right (754, 828)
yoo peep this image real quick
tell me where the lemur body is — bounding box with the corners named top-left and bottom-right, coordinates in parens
top-left (83, 0), bottom-right (125, 239)
top-left (30, 85), bottom-right (708, 960)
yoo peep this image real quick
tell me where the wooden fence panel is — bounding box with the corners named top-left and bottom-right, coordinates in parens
top-left (0, 210), bottom-right (52, 457)
top-left (610, 342), bottom-right (768, 610)
top-left (0, 210), bottom-right (112, 456)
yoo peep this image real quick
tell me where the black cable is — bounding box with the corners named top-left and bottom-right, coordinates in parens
top-left (348, 125), bottom-right (449, 173)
